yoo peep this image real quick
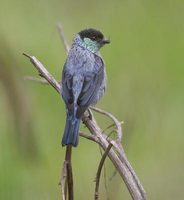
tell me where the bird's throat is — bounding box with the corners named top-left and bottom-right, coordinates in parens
top-left (82, 38), bottom-right (100, 53)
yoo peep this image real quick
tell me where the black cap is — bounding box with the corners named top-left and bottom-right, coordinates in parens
top-left (79, 28), bottom-right (106, 43)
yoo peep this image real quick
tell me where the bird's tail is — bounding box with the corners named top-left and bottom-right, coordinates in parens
top-left (62, 112), bottom-right (81, 147)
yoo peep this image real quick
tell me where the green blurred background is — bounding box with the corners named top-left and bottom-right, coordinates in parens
top-left (0, 0), bottom-right (184, 199)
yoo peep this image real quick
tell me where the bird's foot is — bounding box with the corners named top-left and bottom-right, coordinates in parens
top-left (87, 109), bottom-right (93, 120)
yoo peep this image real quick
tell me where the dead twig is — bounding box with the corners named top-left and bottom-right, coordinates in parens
top-left (99, 145), bottom-right (108, 195)
top-left (57, 23), bottom-right (70, 53)
top-left (102, 121), bottom-right (124, 134)
top-left (83, 114), bottom-right (146, 200)
top-left (95, 143), bottom-right (113, 200)
top-left (22, 53), bottom-right (61, 93)
top-left (90, 106), bottom-right (123, 142)
top-left (65, 145), bottom-right (73, 200)
top-left (79, 132), bottom-right (99, 143)
top-left (59, 160), bottom-right (67, 200)
top-left (23, 53), bottom-right (146, 200)
top-left (24, 75), bottom-right (60, 84)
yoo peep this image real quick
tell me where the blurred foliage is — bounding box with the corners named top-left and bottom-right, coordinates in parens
top-left (0, 0), bottom-right (184, 199)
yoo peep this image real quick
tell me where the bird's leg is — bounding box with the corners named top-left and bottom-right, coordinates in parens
top-left (87, 108), bottom-right (93, 120)
top-left (82, 109), bottom-right (93, 126)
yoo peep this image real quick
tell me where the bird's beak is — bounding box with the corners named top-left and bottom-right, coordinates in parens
top-left (101, 38), bottom-right (110, 45)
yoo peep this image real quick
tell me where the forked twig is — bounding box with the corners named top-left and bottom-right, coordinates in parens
top-left (23, 52), bottom-right (146, 200)
top-left (22, 53), bottom-right (60, 93)
top-left (90, 106), bottom-right (123, 142)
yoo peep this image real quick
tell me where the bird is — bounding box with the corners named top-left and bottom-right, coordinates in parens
top-left (61, 28), bottom-right (110, 147)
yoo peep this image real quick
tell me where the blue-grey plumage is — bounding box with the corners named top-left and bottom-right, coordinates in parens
top-left (61, 28), bottom-right (110, 147)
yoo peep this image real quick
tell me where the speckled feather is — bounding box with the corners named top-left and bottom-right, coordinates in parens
top-left (61, 31), bottom-right (107, 146)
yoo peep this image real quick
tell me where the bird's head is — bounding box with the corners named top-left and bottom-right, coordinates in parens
top-left (77, 28), bottom-right (110, 53)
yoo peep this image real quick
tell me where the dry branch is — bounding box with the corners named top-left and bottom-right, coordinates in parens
top-left (57, 23), bottom-right (70, 53)
top-left (23, 53), bottom-right (60, 93)
top-left (65, 145), bottom-right (73, 200)
top-left (95, 143), bottom-right (113, 200)
top-left (59, 160), bottom-right (67, 200)
top-left (24, 76), bottom-right (49, 84)
top-left (91, 106), bottom-right (123, 142)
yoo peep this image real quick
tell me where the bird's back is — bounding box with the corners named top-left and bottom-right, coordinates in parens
top-left (62, 44), bottom-right (106, 108)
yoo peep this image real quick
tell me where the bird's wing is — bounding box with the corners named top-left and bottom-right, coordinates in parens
top-left (76, 55), bottom-right (104, 118)
top-left (61, 64), bottom-right (74, 107)
top-left (62, 54), bottom-right (104, 118)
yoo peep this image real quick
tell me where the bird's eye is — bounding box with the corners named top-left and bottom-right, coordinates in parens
top-left (92, 36), bottom-right (96, 40)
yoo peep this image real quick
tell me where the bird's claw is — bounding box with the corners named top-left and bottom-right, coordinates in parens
top-left (87, 109), bottom-right (93, 120)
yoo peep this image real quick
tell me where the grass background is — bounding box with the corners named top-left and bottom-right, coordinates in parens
top-left (0, 0), bottom-right (184, 199)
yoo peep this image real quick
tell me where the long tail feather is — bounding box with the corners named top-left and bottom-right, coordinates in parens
top-left (62, 113), bottom-right (81, 147)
